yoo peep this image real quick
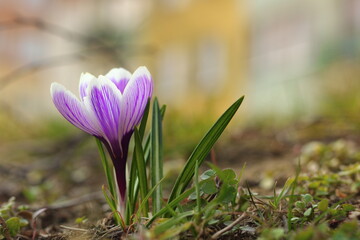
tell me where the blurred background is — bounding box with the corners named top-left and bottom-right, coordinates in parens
top-left (0, 0), bottom-right (360, 206)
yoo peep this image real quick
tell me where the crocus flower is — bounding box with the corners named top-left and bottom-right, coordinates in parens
top-left (50, 66), bottom-right (153, 206)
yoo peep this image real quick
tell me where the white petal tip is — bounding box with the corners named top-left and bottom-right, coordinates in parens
top-left (80, 72), bottom-right (95, 78)
top-left (133, 66), bottom-right (151, 80)
top-left (105, 68), bottom-right (132, 80)
top-left (86, 75), bottom-right (123, 97)
top-left (50, 82), bottom-right (66, 97)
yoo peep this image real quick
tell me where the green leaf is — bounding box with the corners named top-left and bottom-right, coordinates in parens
top-left (127, 100), bottom-right (150, 218)
top-left (287, 162), bottom-right (300, 231)
top-left (201, 180), bottom-right (218, 194)
top-left (291, 217), bottom-right (300, 222)
top-left (168, 96), bottom-right (244, 204)
top-left (218, 185), bottom-right (237, 204)
top-left (160, 105), bottom-right (167, 119)
top-left (153, 222), bottom-right (192, 240)
top-left (200, 169), bottom-right (216, 180)
top-left (136, 177), bottom-right (166, 222)
top-left (95, 138), bottom-right (117, 212)
top-left (342, 204), bottom-right (355, 212)
top-left (259, 228), bottom-right (285, 240)
top-left (304, 208), bottom-right (313, 217)
top-left (5, 217), bottom-right (20, 237)
top-left (128, 104), bottom-right (166, 222)
top-left (19, 219), bottom-right (28, 227)
top-left (147, 187), bottom-right (195, 227)
top-left (134, 128), bottom-right (149, 216)
top-left (139, 100), bottom-right (151, 139)
top-left (275, 178), bottom-right (293, 206)
top-left (102, 186), bottom-right (124, 228)
top-left (302, 194), bottom-right (313, 204)
top-left (151, 98), bottom-right (163, 214)
top-left (153, 211), bottom-right (194, 236)
top-left (194, 159), bottom-right (201, 215)
top-left (214, 168), bottom-right (238, 185)
top-left (295, 201), bottom-right (306, 210)
top-left (318, 199), bottom-right (329, 212)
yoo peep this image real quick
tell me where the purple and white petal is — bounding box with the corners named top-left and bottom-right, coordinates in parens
top-left (105, 68), bottom-right (132, 94)
top-left (120, 66), bottom-right (153, 135)
top-left (85, 76), bottom-right (123, 144)
top-left (51, 83), bottom-right (101, 136)
top-left (79, 72), bottom-right (96, 100)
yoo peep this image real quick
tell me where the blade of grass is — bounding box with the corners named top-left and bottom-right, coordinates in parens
top-left (154, 222), bottom-right (192, 240)
top-left (168, 96), bottom-right (244, 204)
top-left (237, 162), bottom-right (247, 183)
top-left (153, 211), bottom-right (194, 236)
top-left (102, 185), bottom-right (124, 228)
top-left (139, 100), bottom-right (151, 139)
top-left (136, 176), bottom-right (166, 222)
top-left (151, 98), bottom-right (163, 214)
top-left (194, 159), bottom-right (202, 224)
top-left (95, 138), bottom-right (117, 207)
top-left (147, 187), bottom-right (196, 227)
top-left (161, 199), bottom-right (178, 217)
top-left (134, 128), bottom-right (149, 217)
top-left (246, 182), bottom-right (261, 216)
top-left (287, 160), bottom-right (301, 231)
top-left (144, 105), bottom-right (166, 164)
top-left (195, 159), bottom-right (201, 216)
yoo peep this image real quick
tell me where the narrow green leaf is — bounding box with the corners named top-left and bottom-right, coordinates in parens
top-left (143, 134), bottom-right (152, 163)
top-left (153, 221), bottom-right (192, 240)
top-left (161, 199), bottom-right (178, 217)
top-left (95, 138), bottom-right (117, 207)
top-left (147, 187), bottom-right (195, 227)
top-left (136, 177), bottom-right (166, 222)
top-left (130, 103), bottom-right (166, 221)
top-left (102, 186), bottom-right (124, 228)
top-left (168, 96), bottom-right (244, 204)
top-left (145, 104), bottom-right (166, 165)
top-left (127, 100), bottom-right (150, 223)
top-left (151, 98), bottom-right (163, 214)
top-left (195, 159), bottom-right (201, 214)
top-left (153, 211), bottom-right (194, 235)
top-left (139, 100), bottom-right (151, 139)
top-left (134, 128), bottom-right (149, 216)
top-left (287, 161), bottom-right (301, 231)
top-left (160, 105), bottom-right (167, 118)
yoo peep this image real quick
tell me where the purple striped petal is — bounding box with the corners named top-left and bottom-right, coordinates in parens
top-left (79, 72), bottom-right (96, 99)
top-left (85, 76), bottom-right (123, 144)
top-left (50, 83), bottom-right (101, 136)
top-left (105, 68), bottom-right (132, 94)
top-left (120, 66), bottom-right (153, 135)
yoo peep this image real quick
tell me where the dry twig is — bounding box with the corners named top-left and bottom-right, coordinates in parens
top-left (211, 212), bottom-right (247, 239)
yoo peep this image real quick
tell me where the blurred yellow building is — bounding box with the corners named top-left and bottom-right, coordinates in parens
top-left (136, 0), bottom-right (249, 116)
top-left (1, 0), bottom-right (359, 122)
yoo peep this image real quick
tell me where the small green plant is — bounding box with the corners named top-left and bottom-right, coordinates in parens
top-left (0, 197), bottom-right (29, 239)
top-left (148, 166), bottom-right (244, 239)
